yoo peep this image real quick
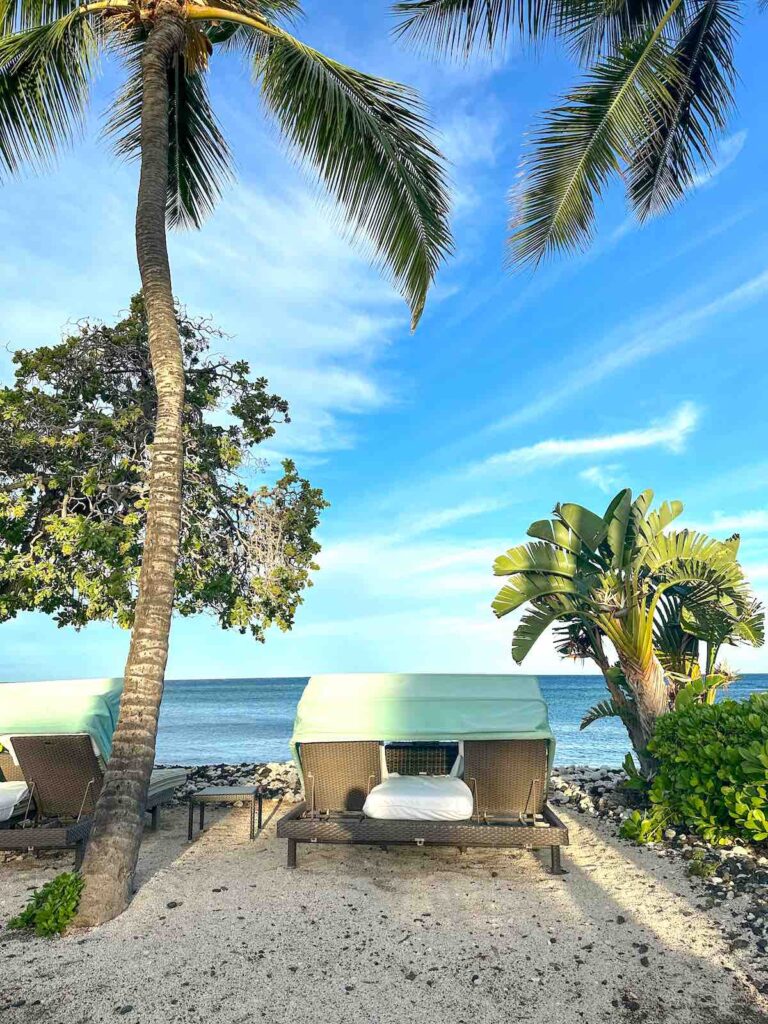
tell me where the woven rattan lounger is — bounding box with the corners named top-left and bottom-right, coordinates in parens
top-left (278, 739), bottom-right (568, 873)
top-left (0, 735), bottom-right (184, 867)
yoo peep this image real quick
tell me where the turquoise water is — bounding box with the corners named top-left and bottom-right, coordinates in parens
top-left (156, 674), bottom-right (768, 767)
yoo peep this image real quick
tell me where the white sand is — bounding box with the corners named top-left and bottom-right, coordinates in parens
top-left (1, 802), bottom-right (766, 1023)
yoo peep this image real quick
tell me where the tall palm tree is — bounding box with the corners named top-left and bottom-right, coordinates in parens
top-left (1, 0), bottom-right (452, 924)
top-left (492, 488), bottom-right (763, 771)
top-left (393, 0), bottom-right (740, 265)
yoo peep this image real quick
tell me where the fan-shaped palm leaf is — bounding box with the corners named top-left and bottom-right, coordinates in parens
top-left (493, 541), bottom-right (577, 577)
top-left (511, 602), bottom-right (560, 662)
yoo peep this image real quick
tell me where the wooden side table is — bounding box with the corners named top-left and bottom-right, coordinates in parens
top-left (188, 785), bottom-right (263, 842)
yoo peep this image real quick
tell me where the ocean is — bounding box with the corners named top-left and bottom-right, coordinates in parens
top-left (155, 674), bottom-right (768, 767)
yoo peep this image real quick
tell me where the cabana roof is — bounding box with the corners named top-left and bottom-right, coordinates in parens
top-left (0, 677), bottom-right (122, 759)
top-left (291, 673), bottom-right (555, 751)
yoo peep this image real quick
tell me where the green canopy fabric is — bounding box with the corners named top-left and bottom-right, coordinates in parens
top-left (0, 677), bottom-right (123, 760)
top-left (291, 673), bottom-right (556, 769)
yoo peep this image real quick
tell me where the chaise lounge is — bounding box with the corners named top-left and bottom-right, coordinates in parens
top-left (277, 674), bottom-right (569, 873)
top-left (0, 678), bottom-right (185, 866)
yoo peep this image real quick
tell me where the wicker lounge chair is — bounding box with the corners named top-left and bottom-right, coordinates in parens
top-left (279, 738), bottom-right (568, 872)
top-left (0, 734), bottom-right (185, 867)
top-left (302, 741), bottom-right (381, 814)
top-left (277, 674), bottom-right (569, 873)
top-left (464, 739), bottom-right (548, 820)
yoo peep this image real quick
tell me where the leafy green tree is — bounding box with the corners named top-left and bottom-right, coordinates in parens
top-left (492, 488), bottom-right (764, 771)
top-left (1, 0), bottom-right (452, 923)
top-left (394, 0), bottom-right (740, 265)
top-left (0, 294), bottom-right (326, 637)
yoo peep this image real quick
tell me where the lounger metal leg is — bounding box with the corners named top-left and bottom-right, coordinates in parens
top-left (150, 806), bottom-right (159, 832)
top-left (549, 845), bottom-right (565, 875)
top-left (199, 803), bottom-right (205, 832)
top-left (287, 839), bottom-right (297, 869)
top-left (257, 790), bottom-right (263, 832)
top-left (187, 800), bottom-right (194, 841)
top-left (250, 796), bottom-right (256, 841)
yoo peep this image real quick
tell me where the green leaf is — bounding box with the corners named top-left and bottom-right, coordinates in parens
top-left (627, 0), bottom-right (737, 220)
top-left (526, 518), bottom-right (582, 553)
top-left (555, 501), bottom-right (608, 551)
top-left (256, 30), bottom-right (452, 327)
top-left (391, 0), bottom-right (555, 56)
top-left (492, 573), bottom-right (578, 618)
top-left (580, 698), bottom-right (622, 729)
top-left (493, 541), bottom-right (577, 578)
top-left (507, 12), bottom-right (680, 266)
top-left (0, 11), bottom-right (96, 179)
top-left (105, 32), bottom-right (234, 230)
top-left (603, 487), bottom-right (632, 568)
top-left (510, 603), bottom-right (558, 663)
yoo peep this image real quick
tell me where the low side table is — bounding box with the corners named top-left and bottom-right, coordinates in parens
top-left (188, 785), bottom-right (263, 842)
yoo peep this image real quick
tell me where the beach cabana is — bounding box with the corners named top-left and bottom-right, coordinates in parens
top-left (0, 678), bottom-right (185, 865)
top-left (277, 673), bottom-right (568, 872)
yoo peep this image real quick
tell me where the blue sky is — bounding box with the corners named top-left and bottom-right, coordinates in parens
top-left (1, 1), bottom-right (767, 680)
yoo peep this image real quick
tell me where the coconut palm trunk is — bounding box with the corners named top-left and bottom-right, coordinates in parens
top-left (76, 7), bottom-right (187, 927)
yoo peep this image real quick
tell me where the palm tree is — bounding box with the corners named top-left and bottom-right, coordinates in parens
top-left (2, 1), bottom-right (452, 924)
top-left (492, 488), bottom-right (763, 771)
top-left (393, 0), bottom-right (740, 265)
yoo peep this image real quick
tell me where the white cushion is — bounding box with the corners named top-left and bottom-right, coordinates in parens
top-left (363, 775), bottom-right (473, 821)
top-left (0, 781), bottom-right (29, 822)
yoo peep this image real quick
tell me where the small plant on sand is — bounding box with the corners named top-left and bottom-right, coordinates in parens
top-left (685, 851), bottom-right (718, 879)
top-left (619, 810), bottom-right (665, 845)
top-left (8, 873), bottom-right (84, 937)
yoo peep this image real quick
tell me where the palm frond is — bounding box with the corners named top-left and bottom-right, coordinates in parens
top-left (562, 0), bottom-right (691, 62)
top-left (256, 31), bottom-right (453, 327)
top-left (1, 0), bottom-right (77, 34)
top-left (106, 33), bottom-right (234, 230)
top-left (0, 11), bottom-right (96, 179)
top-left (510, 602), bottom-right (559, 662)
top-left (507, 23), bottom-right (679, 267)
top-left (391, 0), bottom-right (554, 56)
top-left (627, 0), bottom-right (737, 220)
top-left (580, 698), bottom-right (623, 729)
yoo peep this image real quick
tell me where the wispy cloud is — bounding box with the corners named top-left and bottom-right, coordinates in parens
top-left (473, 403), bottom-right (698, 474)
top-left (580, 464), bottom-right (622, 494)
top-left (489, 268), bottom-right (768, 431)
top-left (683, 510), bottom-right (768, 534)
top-left (692, 131), bottom-right (748, 190)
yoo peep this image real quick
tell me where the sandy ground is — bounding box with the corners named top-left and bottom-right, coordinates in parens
top-left (0, 802), bottom-right (767, 1024)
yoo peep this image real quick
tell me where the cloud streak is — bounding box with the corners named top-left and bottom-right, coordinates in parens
top-left (488, 267), bottom-right (768, 432)
top-left (473, 403), bottom-right (699, 474)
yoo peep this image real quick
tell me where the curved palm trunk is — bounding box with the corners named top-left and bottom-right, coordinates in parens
top-left (76, 8), bottom-right (186, 927)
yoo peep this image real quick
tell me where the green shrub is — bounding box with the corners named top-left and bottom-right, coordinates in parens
top-left (7, 872), bottom-right (84, 937)
top-left (647, 693), bottom-right (768, 846)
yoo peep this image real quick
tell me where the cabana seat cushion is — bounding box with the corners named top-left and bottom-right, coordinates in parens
top-left (0, 781), bottom-right (29, 823)
top-left (363, 775), bottom-right (473, 821)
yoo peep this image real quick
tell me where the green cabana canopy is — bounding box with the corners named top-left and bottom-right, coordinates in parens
top-left (0, 677), bottom-right (123, 760)
top-left (291, 673), bottom-right (556, 768)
